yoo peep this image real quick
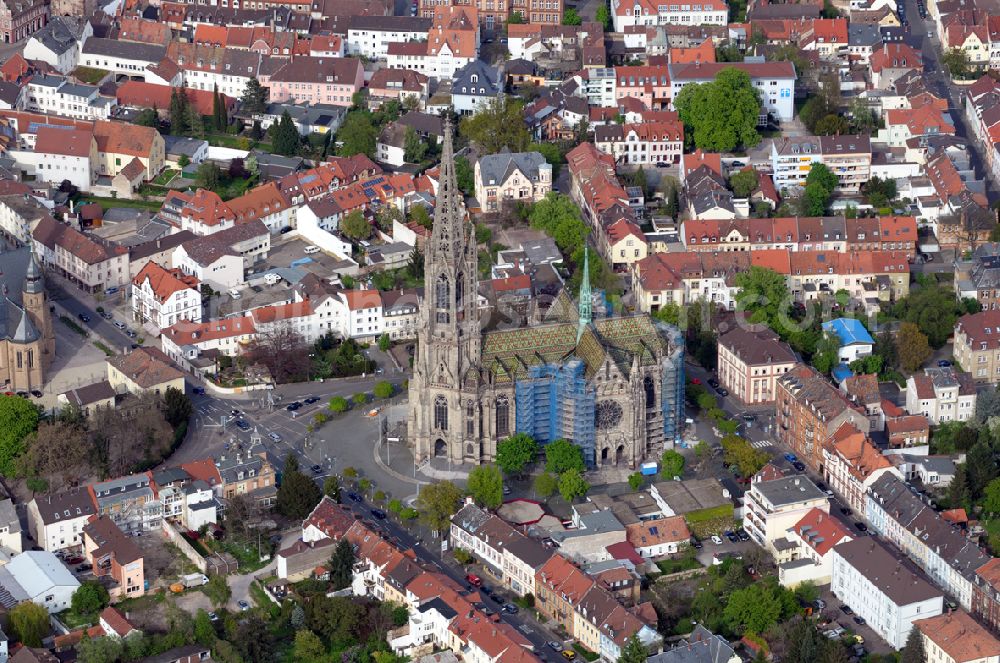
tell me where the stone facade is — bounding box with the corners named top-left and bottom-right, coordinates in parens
top-left (0, 0), bottom-right (47, 44)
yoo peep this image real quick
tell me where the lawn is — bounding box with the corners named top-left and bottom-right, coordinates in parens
top-left (985, 519), bottom-right (1000, 552)
top-left (655, 554), bottom-right (703, 575)
top-left (72, 66), bottom-right (108, 84)
top-left (204, 536), bottom-right (273, 573)
top-left (153, 169), bottom-right (179, 186)
top-left (82, 196), bottom-right (163, 212)
top-left (58, 607), bottom-right (98, 629)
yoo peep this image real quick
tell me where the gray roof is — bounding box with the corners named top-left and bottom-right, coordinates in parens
top-left (521, 237), bottom-right (562, 266)
top-left (552, 510), bottom-right (623, 542)
top-left (28, 74), bottom-right (63, 89)
top-left (30, 487), bottom-right (96, 525)
top-left (59, 83), bottom-right (98, 98)
top-left (398, 111), bottom-right (443, 137)
top-left (348, 14), bottom-right (431, 31)
top-left (0, 499), bottom-right (20, 537)
top-left (452, 59), bottom-right (500, 97)
top-left (833, 538), bottom-right (942, 605)
top-left (753, 476), bottom-right (826, 507)
top-left (477, 152), bottom-right (550, 188)
top-left (216, 453), bottom-right (268, 484)
top-left (0, 82), bottom-right (21, 106)
top-left (162, 135), bottom-right (207, 158)
top-left (848, 23), bottom-right (882, 47)
top-left (648, 626), bottom-right (735, 663)
top-left (62, 380), bottom-right (115, 407)
top-left (91, 474), bottom-right (153, 507)
top-left (82, 37), bottom-right (166, 63)
top-left (0, 247), bottom-right (43, 343)
top-left (30, 16), bottom-right (87, 57)
top-left (11, 305), bottom-right (39, 343)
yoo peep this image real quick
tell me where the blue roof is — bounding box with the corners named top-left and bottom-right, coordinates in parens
top-left (822, 318), bottom-right (874, 347)
top-left (832, 363), bottom-right (854, 383)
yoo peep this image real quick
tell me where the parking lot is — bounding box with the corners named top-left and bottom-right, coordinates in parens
top-left (264, 235), bottom-right (356, 280)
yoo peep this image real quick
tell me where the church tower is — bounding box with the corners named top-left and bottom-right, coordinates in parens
top-left (22, 251), bottom-right (53, 368)
top-left (408, 118), bottom-right (484, 464)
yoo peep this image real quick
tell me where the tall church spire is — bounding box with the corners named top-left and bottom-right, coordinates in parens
top-left (578, 247), bottom-right (591, 342)
top-left (429, 115), bottom-right (465, 255)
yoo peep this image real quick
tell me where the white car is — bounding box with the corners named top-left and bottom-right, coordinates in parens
top-left (710, 535), bottom-right (723, 545)
top-left (304, 245), bottom-right (321, 254)
top-left (267, 432), bottom-right (282, 442)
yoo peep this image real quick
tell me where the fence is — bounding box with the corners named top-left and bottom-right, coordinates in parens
top-left (162, 519), bottom-right (208, 573)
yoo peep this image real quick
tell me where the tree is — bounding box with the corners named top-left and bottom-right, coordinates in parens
top-left (10, 601), bottom-right (49, 646)
top-left (277, 453), bottom-right (323, 520)
top-left (562, 7), bottom-right (582, 24)
top-left (618, 635), bottom-right (648, 663)
top-left (340, 209), bottom-right (372, 241)
top-left (403, 126), bottom-right (427, 163)
top-left (801, 163), bottom-right (838, 215)
top-left (193, 609), bottom-right (216, 647)
top-left (460, 96), bottom-right (530, 153)
top-left (849, 97), bottom-right (879, 135)
top-left (897, 322), bottom-right (932, 372)
top-left (323, 476), bottom-right (341, 501)
top-left (724, 581), bottom-right (783, 634)
top-left (19, 419), bottom-right (90, 487)
top-left (241, 78), bottom-right (268, 114)
top-left (814, 114), bottom-right (850, 136)
top-left (862, 176), bottom-right (897, 209)
top-left (272, 111), bottom-right (300, 156)
top-left (329, 396), bottom-right (349, 413)
top-left (415, 480), bottom-right (463, 533)
top-left (812, 332), bottom-right (841, 374)
top-left (545, 439), bottom-right (585, 474)
top-left (164, 387), bottom-right (193, 429)
top-left (195, 161), bottom-right (223, 190)
top-left (528, 192), bottom-right (589, 253)
top-left (901, 626), bottom-right (926, 663)
top-left (595, 1), bottom-right (612, 29)
top-left (235, 614), bottom-right (273, 663)
top-left (558, 469), bottom-right (590, 502)
top-left (660, 449), bottom-right (685, 478)
top-left (942, 47), bottom-right (971, 78)
top-left (203, 574), bottom-right (231, 608)
top-left (467, 464), bottom-right (503, 509)
top-left (508, 10), bottom-right (525, 22)
top-left (245, 326), bottom-right (312, 384)
top-left (978, 385), bottom-right (1000, 424)
top-left (496, 433), bottom-right (538, 476)
top-left (674, 67), bottom-right (761, 151)
top-left (984, 477), bottom-right (1000, 515)
top-left (72, 580), bottom-right (110, 616)
top-left (0, 394), bottom-right (38, 476)
top-left (135, 107), bottom-right (159, 128)
top-left (721, 434), bottom-right (769, 477)
top-left (329, 537), bottom-right (356, 590)
top-left (893, 284), bottom-right (962, 348)
top-left (734, 266), bottom-right (791, 330)
top-left (212, 84), bottom-right (225, 131)
top-left (169, 88), bottom-right (190, 135)
top-left (730, 169), bottom-right (758, 198)
top-left (77, 635), bottom-right (124, 663)
top-left (293, 629), bottom-right (326, 663)
top-left (534, 472), bottom-right (558, 499)
top-left (373, 381), bottom-right (394, 399)
top-left (455, 155), bottom-right (475, 195)
top-left (377, 333), bottom-right (392, 352)
top-left (337, 111), bottom-right (378, 157)
top-left (177, 154), bottom-right (190, 169)
top-left (628, 473), bottom-right (644, 490)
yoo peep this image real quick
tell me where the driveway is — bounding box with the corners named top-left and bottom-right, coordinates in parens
top-left (225, 528), bottom-right (300, 612)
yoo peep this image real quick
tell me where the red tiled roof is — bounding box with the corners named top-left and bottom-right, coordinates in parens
top-left (789, 507), bottom-right (853, 556)
top-left (133, 261), bottom-right (199, 303)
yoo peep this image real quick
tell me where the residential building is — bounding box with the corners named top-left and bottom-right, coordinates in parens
top-left (774, 364), bottom-right (871, 471)
top-left (26, 488), bottom-right (97, 554)
top-left (160, 317), bottom-right (257, 372)
top-left (82, 517), bottom-right (145, 602)
top-left (624, 516), bottom-right (689, 558)
top-left (831, 538), bottom-right (943, 648)
top-left (0, 551), bottom-right (79, 613)
top-left (668, 61), bottom-right (796, 122)
top-left (535, 554), bottom-right (596, 635)
top-left (216, 452), bottom-right (277, 507)
top-left (680, 216), bottom-right (918, 254)
top-left (22, 16), bottom-right (91, 74)
top-left (822, 318), bottom-right (875, 364)
top-left (264, 57), bottom-right (364, 107)
top-left (771, 135), bottom-right (873, 193)
top-left (451, 60), bottom-right (501, 115)
top-left (822, 423), bottom-right (900, 514)
top-left (631, 251), bottom-right (749, 312)
top-left (346, 16), bottom-right (432, 59)
top-left (742, 475), bottom-right (830, 554)
top-left (905, 367), bottom-right (977, 424)
top-left (24, 76), bottom-right (110, 121)
top-left (381, 289), bottom-right (421, 341)
top-left (972, 558), bottom-right (1000, 633)
top-left (869, 42), bottom-right (923, 88)
top-left (79, 39), bottom-right (168, 82)
top-left (955, 310), bottom-right (1000, 383)
top-left (778, 507), bottom-right (853, 588)
top-left (385, 6), bottom-right (479, 80)
top-left (0, 499), bottom-right (21, 557)
top-left (92, 121), bottom-right (164, 181)
top-left (594, 118), bottom-right (684, 166)
top-left (610, 0), bottom-right (728, 31)
top-left (89, 474), bottom-right (161, 534)
top-left (21, 125), bottom-right (97, 191)
top-left (0, 0), bottom-right (48, 45)
top-left (717, 325), bottom-right (798, 406)
top-left (131, 262), bottom-right (201, 332)
top-left (913, 611), bottom-right (1000, 663)
top-left (647, 627), bottom-right (739, 663)
top-left (474, 152), bottom-right (553, 212)
top-left (106, 347), bottom-right (186, 397)
top-left (368, 68), bottom-right (430, 108)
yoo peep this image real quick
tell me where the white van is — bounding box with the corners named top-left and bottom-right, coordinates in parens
top-left (229, 288), bottom-right (241, 299)
top-left (263, 273), bottom-right (280, 285)
top-left (304, 245), bottom-right (321, 254)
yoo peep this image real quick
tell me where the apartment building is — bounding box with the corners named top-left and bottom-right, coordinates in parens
top-left (821, 424), bottom-right (900, 514)
top-left (610, 0), bottom-right (728, 32)
top-left (831, 538), bottom-right (943, 649)
top-left (26, 487), bottom-right (97, 554)
top-left (106, 347), bottom-right (186, 397)
top-left (770, 135), bottom-right (872, 193)
top-left (972, 558), bottom-right (1000, 634)
top-left (24, 75), bottom-right (110, 121)
top-left (681, 216), bottom-right (918, 254)
top-left (89, 474), bottom-right (161, 534)
top-left (866, 473), bottom-right (991, 611)
top-left (535, 554), bottom-right (596, 634)
top-left (955, 310), bottom-right (1000, 384)
top-left (474, 152), bottom-right (553, 212)
top-left (668, 61), bottom-right (797, 122)
top-left (914, 610), bottom-right (1000, 663)
top-left (774, 364), bottom-right (871, 472)
top-left (751, 248), bottom-right (911, 303)
top-left (717, 326), bottom-right (798, 406)
top-left (905, 367), bottom-right (977, 424)
top-left (32, 215), bottom-right (130, 295)
top-left (264, 57), bottom-right (365, 107)
top-left (594, 119), bottom-right (684, 165)
top-left (82, 516), bottom-right (145, 602)
top-left (778, 507), bottom-right (853, 588)
top-left (160, 317), bottom-right (257, 371)
top-left (346, 16), bottom-right (432, 59)
top-left (131, 261), bottom-right (201, 331)
top-left (742, 475), bottom-right (830, 555)
top-left (216, 452), bottom-right (277, 506)
top-left (631, 250), bottom-right (748, 312)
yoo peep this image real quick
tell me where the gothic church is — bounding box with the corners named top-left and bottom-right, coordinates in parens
top-left (407, 123), bottom-right (686, 469)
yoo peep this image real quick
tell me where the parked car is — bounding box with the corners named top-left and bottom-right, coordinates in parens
top-left (502, 485), bottom-right (512, 496)
top-left (30, 390), bottom-right (42, 398)
top-left (76, 563), bottom-right (92, 572)
top-left (502, 603), bottom-right (519, 614)
top-left (814, 599), bottom-right (826, 610)
top-left (310, 464), bottom-right (323, 474)
top-left (99, 311), bottom-right (113, 320)
top-left (937, 360), bottom-right (952, 367)
top-left (235, 420), bottom-right (251, 431)
top-left (113, 321), bottom-right (126, 330)
top-left (548, 642), bottom-right (563, 652)
top-left (853, 616), bottom-right (866, 625)
top-left (371, 509), bottom-right (387, 520)
top-left (77, 313), bottom-right (90, 323)
top-left (710, 535), bottom-right (723, 545)
top-left (238, 600), bottom-right (250, 611)
top-left (840, 605), bottom-right (853, 615)
top-left (690, 537), bottom-right (703, 549)
top-left (737, 529), bottom-right (750, 542)
top-left (562, 651), bottom-right (577, 661)
top-left (725, 530), bottom-right (738, 543)
top-left (192, 387), bottom-right (206, 395)
top-left (125, 330), bottom-right (137, 338)
top-left (304, 396), bottom-right (320, 405)
top-left (792, 461), bottom-right (806, 471)
top-left (66, 556), bottom-right (85, 565)
top-left (286, 402), bottom-right (302, 411)
top-left (716, 387), bottom-right (729, 397)
top-left (854, 522), bottom-right (868, 532)
top-left (840, 507), bottom-right (852, 515)
top-left (208, 612), bottom-right (218, 621)
top-left (784, 453), bottom-right (798, 462)
top-left (347, 492), bottom-right (363, 503)
top-left (707, 378), bottom-right (719, 388)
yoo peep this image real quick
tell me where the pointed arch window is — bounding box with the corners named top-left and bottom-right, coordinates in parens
top-left (496, 395), bottom-right (510, 438)
top-left (456, 272), bottom-right (465, 309)
top-left (466, 401), bottom-right (475, 437)
top-left (644, 375), bottom-right (656, 408)
top-left (434, 395), bottom-right (448, 431)
top-left (436, 274), bottom-right (450, 324)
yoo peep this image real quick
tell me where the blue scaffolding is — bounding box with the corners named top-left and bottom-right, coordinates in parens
top-left (514, 360), bottom-right (597, 467)
top-left (660, 327), bottom-right (686, 445)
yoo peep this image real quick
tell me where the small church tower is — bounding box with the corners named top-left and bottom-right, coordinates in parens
top-left (22, 251), bottom-right (53, 367)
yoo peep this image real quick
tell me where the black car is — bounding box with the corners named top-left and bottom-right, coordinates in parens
top-left (707, 378), bottom-right (720, 388)
top-left (192, 387), bottom-right (206, 395)
top-left (690, 537), bottom-right (703, 549)
top-left (480, 585), bottom-right (493, 597)
top-left (304, 396), bottom-right (320, 405)
top-left (30, 390), bottom-right (42, 398)
top-left (371, 508), bottom-right (387, 520)
top-left (854, 522), bottom-right (868, 532)
top-left (235, 420), bottom-right (251, 431)
top-left (99, 311), bottom-right (113, 320)
top-left (347, 492), bottom-right (363, 503)
top-left (741, 413), bottom-right (756, 422)
top-left (840, 605), bottom-right (854, 615)
top-left (853, 616), bottom-right (866, 626)
top-left (725, 530), bottom-right (738, 543)
top-left (311, 464), bottom-right (323, 474)
top-left (737, 530), bottom-right (750, 542)
top-left (792, 461), bottom-right (806, 471)
top-left (655, 161), bottom-right (669, 168)
top-left (286, 402), bottom-right (302, 411)
top-left (77, 313), bottom-right (90, 323)
top-left (840, 506), bottom-right (852, 515)
top-left (280, 226), bottom-right (293, 234)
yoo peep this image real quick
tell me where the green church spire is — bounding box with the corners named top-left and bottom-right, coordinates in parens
top-left (578, 247), bottom-right (592, 343)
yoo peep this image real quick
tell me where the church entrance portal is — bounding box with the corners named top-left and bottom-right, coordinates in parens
top-left (616, 445), bottom-right (625, 465)
top-left (601, 447), bottom-right (609, 463)
top-left (434, 439), bottom-right (447, 457)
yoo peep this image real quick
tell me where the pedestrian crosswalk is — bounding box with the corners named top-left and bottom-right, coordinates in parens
top-left (750, 439), bottom-right (772, 449)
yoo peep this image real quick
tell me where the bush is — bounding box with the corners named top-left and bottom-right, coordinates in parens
top-left (374, 381), bottom-right (394, 399)
top-left (328, 396), bottom-right (349, 413)
top-left (400, 507), bottom-right (418, 520)
top-left (352, 392), bottom-right (369, 405)
top-left (342, 467), bottom-right (358, 478)
top-left (388, 498), bottom-right (403, 513)
top-left (454, 548), bottom-right (474, 564)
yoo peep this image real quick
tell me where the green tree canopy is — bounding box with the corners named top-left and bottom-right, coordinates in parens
top-left (203, 573), bottom-right (231, 607)
top-left (812, 332), bottom-right (842, 375)
top-left (660, 449), bottom-right (685, 478)
top-left (496, 433), bottom-right (538, 475)
top-left (460, 96), bottom-right (530, 153)
top-left (557, 469), bottom-right (590, 502)
top-left (893, 284), bottom-right (963, 348)
top-left (595, 2), bottom-right (611, 29)
top-left (534, 472), bottom-right (558, 498)
top-left (10, 601), bottom-right (49, 647)
top-left (729, 169), bottom-right (759, 198)
top-left (467, 464), bottom-right (503, 509)
top-left (328, 396), bottom-right (349, 413)
top-left (0, 395), bottom-right (38, 476)
top-left (403, 126), bottom-right (428, 163)
top-left (292, 629), bottom-right (326, 663)
top-left (618, 634), bottom-right (648, 663)
top-left (337, 111), bottom-right (378, 158)
top-left (721, 434), bottom-right (769, 477)
top-left (455, 155), bottom-right (474, 195)
top-left (813, 114), bottom-right (850, 136)
top-left (374, 381), bottom-right (394, 399)
top-left (723, 581), bottom-right (784, 634)
top-left (240, 78), bottom-right (268, 113)
top-left (72, 580), bottom-right (110, 616)
top-left (562, 7), bottom-right (582, 24)
top-left (528, 192), bottom-right (589, 254)
top-left (545, 439), bottom-right (585, 474)
top-left (896, 321), bottom-right (932, 372)
top-left (277, 453), bottom-right (323, 520)
top-left (901, 625), bottom-right (926, 663)
top-left (340, 210), bottom-right (372, 241)
top-left (942, 47), bottom-right (971, 78)
top-left (330, 537), bottom-right (355, 590)
top-left (674, 67), bottom-right (762, 151)
top-left (734, 266), bottom-right (791, 330)
top-left (272, 111), bottom-right (300, 156)
top-left (415, 480), bottom-right (463, 533)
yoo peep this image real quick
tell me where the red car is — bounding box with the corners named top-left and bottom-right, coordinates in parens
top-left (690, 378), bottom-right (701, 385)
top-left (465, 573), bottom-right (482, 587)
top-left (65, 556), bottom-right (85, 565)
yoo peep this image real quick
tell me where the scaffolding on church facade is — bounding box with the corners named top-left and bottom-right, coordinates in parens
top-left (514, 360), bottom-right (597, 467)
top-left (660, 324), bottom-right (686, 446)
